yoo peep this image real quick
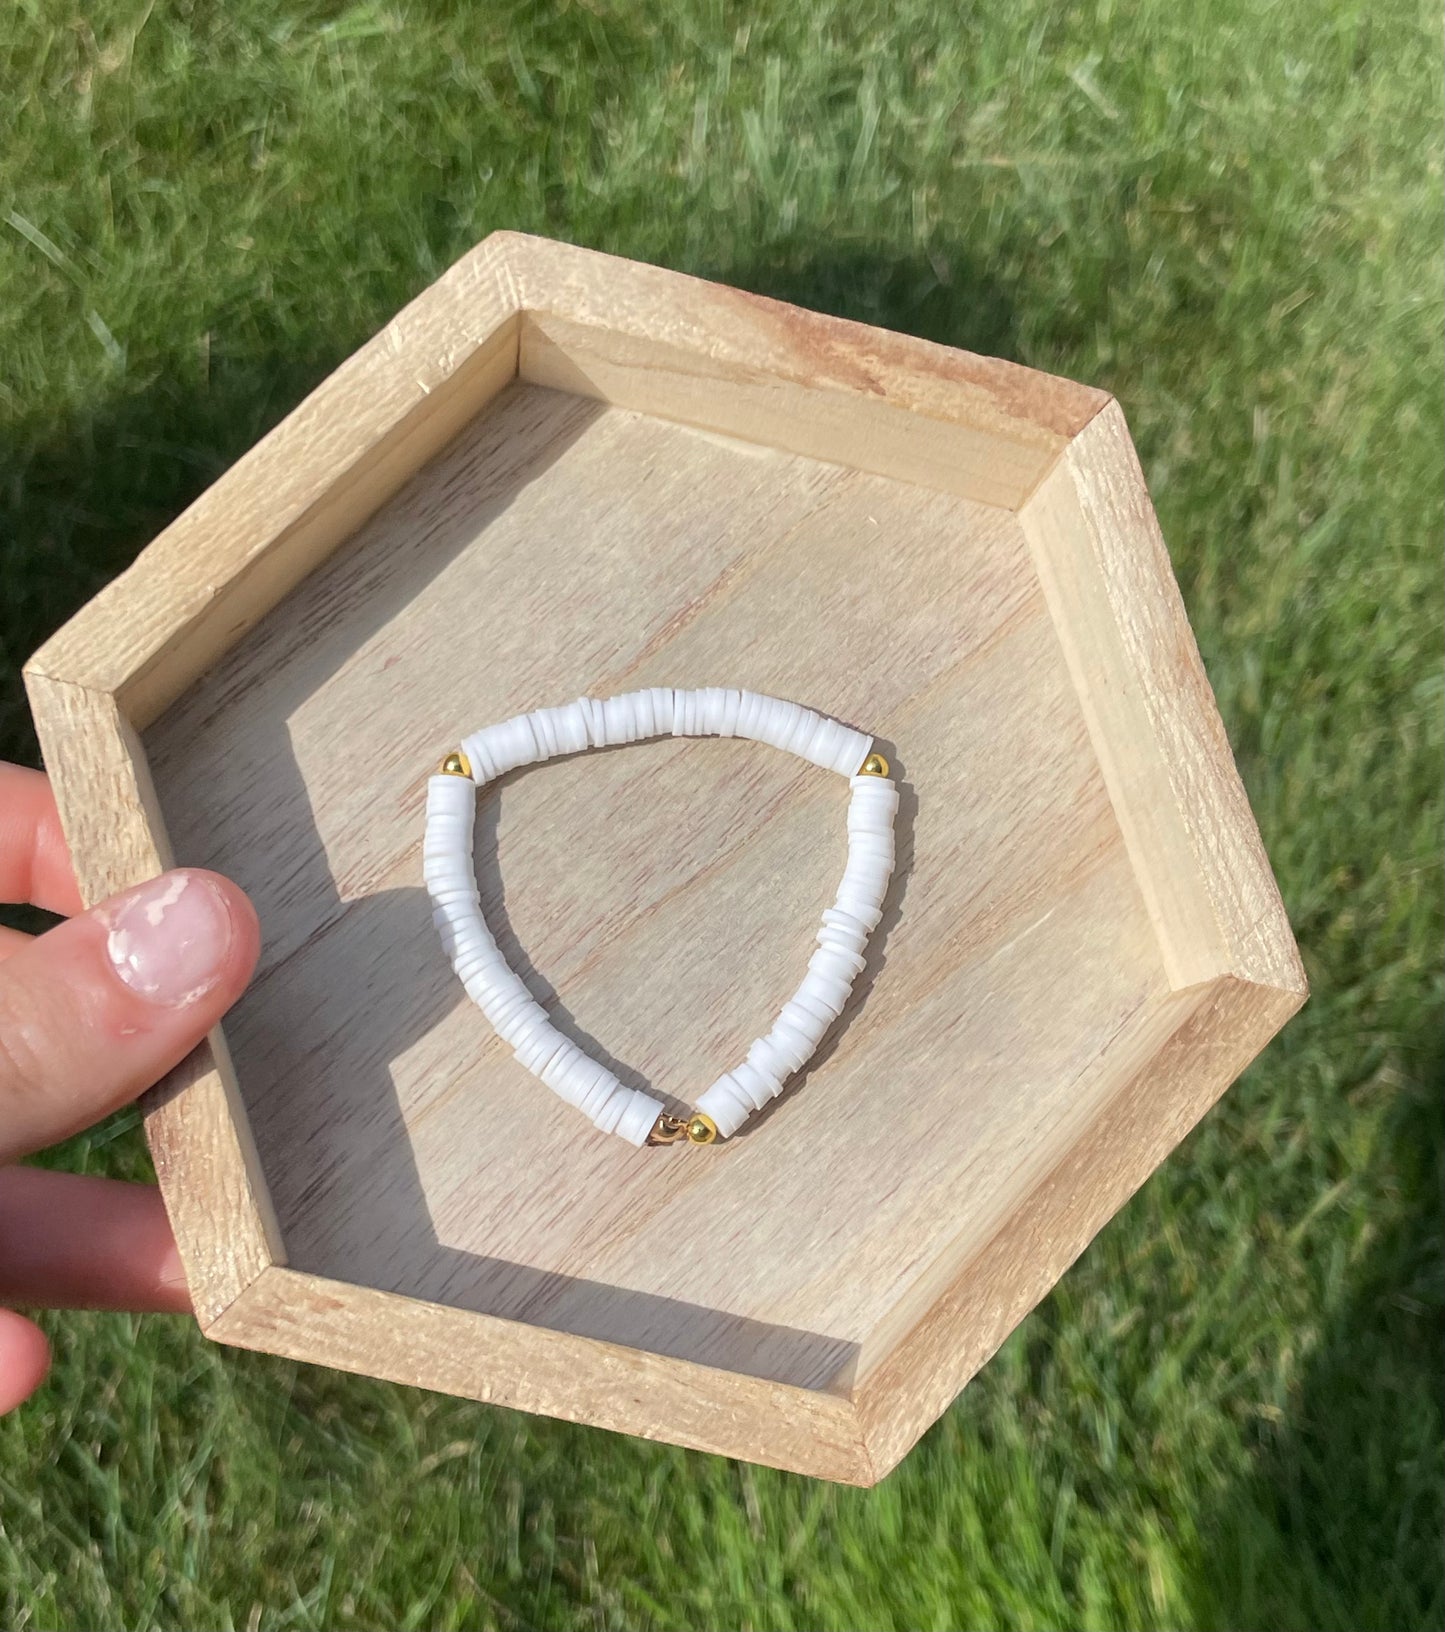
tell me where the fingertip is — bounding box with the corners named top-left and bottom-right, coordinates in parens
top-left (0, 1308), bottom-right (51, 1415)
top-left (188, 869), bottom-right (261, 993)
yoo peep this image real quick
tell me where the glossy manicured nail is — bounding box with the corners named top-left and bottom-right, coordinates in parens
top-left (102, 871), bottom-right (235, 1007)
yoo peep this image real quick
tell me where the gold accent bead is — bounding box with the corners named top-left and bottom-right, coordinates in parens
top-left (437, 750), bottom-right (472, 778)
top-left (686, 1113), bottom-right (718, 1145)
top-left (649, 1113), bottom-right (688, 1144)
top-left (859, 752), bottom-right (890, 778)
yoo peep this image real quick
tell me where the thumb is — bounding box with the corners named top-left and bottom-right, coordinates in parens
top-left (0, 869), bottom-right (259, 1164)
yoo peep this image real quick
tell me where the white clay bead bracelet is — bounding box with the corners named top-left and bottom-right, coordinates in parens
top-left (425, 687), bottom-right (896, 1147)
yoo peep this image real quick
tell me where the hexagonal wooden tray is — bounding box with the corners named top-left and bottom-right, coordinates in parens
top-left (25, 233), bottom-right (1304, 1483)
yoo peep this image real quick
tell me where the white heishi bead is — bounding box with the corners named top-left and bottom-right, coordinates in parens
top-left (846, 801), bottom-right (895, 826)
top-left (425, 845), bottom-right (473, 872)
top-left (426, 866), bottom-right (476, 896)
top-left (843, 847), bottom-right (894, 878)
top-left (629, 689), bottom-right (656, 739)
top-left (592, 1086), bottom-right (633, 1135)
top-left (439, 697), bottom-right (895, 1143)
top-left (735, 691), bottom-right (763, 740)
top-left (847, 839), bottom-right (896, 868)
top-left (617, 1090), bottom-right (665, 1147)
top-left (539, 1041), bottom-right (585, 1090)
top-left (729, 1058), bottom-right (775, 1110)
top-left (648, 688), bottom-right (674, 737)
top-left (767, 1018), bottom-right (813, 1075)
top-left (484, 984), bottom-right (535, 1028)
top-left (833, 881), bottom-right (885, 926)
top-left (434, 892), bottom-right (479, 920)
top-left (759, 697), bottom-right (792, 749)
top-left (504, 715), bottom-right (539, 772)
top-left (620, 1090), bottom-right (666, 1142)
top-left (851, 777), bottom-right (900, 807)
top-left (741, 1042), bottom-right (783, 1095)
top-left (789, 985), bottom-right (838, 1028)
top-left (423, 827), bottom-right (471, 851)
top-left (576, 1069), bottom-right (619, 1120)
top-left (810, 943), bottom-right (868, 983)
top-left (696, 1074), bottom-right (753, 1137)
top-left (784, 705), bottom-right (819, 757)
top-left (720, 688), bottom-right (743, 737)
top-left (778, 702), bottom-right (809, 751)
top-left (821, 905), bottom-right (873, 938)
top-left (463, 967), bottom-right (508, 1006)
top-left (842, 873), bottom-right (892, 911)
top-left (580, 696), bottom-right (607, 747)
top-left (746, 1033), bottom-right (793, 1085)
top-left (799, 717), bottom-right (835, 769)
top-left (453, 941), bottom-right (503, 980)
top-left (831, 731), bottom-right (872, 777)
top-left (698, 687), bottom-right (727, 734)
top-left (779, 1000), bottom-right (831, 1046)
top-left (440, 912), bottom-right (489, 949)
top-left (424, 819), bottom-right (473, 843)
top-left (628, 689), bottom-right (658, 740)
top-left (816, 919), bottom-right (868, 955)
top-left (530, 707), bottom-right (558, 759)
top-left (551, 702), bottom-right (586, 755)
top-left (797, 969), bottom-right (852, 1018)
top-left (427, 775), bottom-right (475, 816)
top-left (561, 1056), bottom-right (611, 1107)
top-left (601, 694), bottom-right (630, 745)
top-left (515, 1027), bottom-right (566, 1075)
top-left (463, 738), bottom-right (498, 784)
top-left (492, 997), bottom-right (550, 1047)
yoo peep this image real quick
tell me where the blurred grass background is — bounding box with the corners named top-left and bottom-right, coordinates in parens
top-left (0, 1), bottom-right (1440, 1628)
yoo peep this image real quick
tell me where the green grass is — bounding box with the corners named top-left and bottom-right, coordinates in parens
top-left (1, 1), bottom-right (1440, 1627)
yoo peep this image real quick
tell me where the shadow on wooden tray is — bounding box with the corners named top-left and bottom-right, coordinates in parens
top-left (186, 378), bottom-right (907, 1393)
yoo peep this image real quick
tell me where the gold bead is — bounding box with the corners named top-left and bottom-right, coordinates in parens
top-left (437, 750), bottom-right (472, 778)
top-left (648, 1113), bottom-right (688, 1144)
top-left (859, 752), bottom-right (890, 778)
top-left (685, 1113), bottom-right (718, 1145)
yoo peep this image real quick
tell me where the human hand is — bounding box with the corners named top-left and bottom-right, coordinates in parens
top-left (0, 762), bottom-right (259, 1411)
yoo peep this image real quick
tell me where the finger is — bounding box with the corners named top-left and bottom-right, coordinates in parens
top-left (0, 764), bottom-right (84, 915)
top-left (0, 1168), bottom-right (189, 1312)
top-left (0, 926), bottom-right (30, 964)
top-left (0, 1307), bottom-right (50, 1415)
top-left (0, 868), bottom-right (260, 1163)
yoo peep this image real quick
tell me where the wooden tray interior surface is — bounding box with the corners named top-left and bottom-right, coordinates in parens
top-left (143, 380), bottom-right (1167, 1393)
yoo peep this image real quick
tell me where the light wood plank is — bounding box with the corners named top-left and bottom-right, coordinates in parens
top-left (26, 249), bottom-right (520, 729)
top-left (21, 672), bottom-right (281, 1323)
top-left (509, 234), bottom-right (1109, 509)
top-left (1020, 399), bottom-right (1308, 993)
top-left (211, 1266), bottom-right (874, 1484)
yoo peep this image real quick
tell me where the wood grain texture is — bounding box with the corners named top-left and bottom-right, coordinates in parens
top-left (25, 246), bottom-right (520, 730)
top-left (509, 234), bottom-right (1109, 510)
top-left (210, 1267), bottom-right (875, 1483)
top-left (143, 1028), bottom-right (284, 1329)
top-left (22, 672), bottom-right (281, 1324)
top-left (1021, 400), bottom-right (1308, 994)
